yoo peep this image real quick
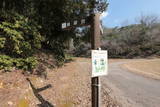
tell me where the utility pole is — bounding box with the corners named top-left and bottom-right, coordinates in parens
top-left (91, 13), bottom-right (101, 107)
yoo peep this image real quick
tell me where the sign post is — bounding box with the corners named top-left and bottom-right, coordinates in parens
top-left (91, 13), bottom-right (101, 107)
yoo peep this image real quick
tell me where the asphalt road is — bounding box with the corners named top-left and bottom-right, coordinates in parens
top-left (102, 61), bottom-right (160, 107)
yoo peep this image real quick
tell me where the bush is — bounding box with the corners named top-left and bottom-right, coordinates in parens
top-left (0, 55), bottom-right (14, 71)
top-left (49, 40), bottom-right (66, 66)
top-left (0, 11), bottom-right (44, 58)
top-left (15, 57), bottom-right (38, 71)
top-left (0, 11), bottom-right (42, 72)
top-left (0, 55), bottom-right (38, 71)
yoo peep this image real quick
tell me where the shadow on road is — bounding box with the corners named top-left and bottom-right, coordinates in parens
top-left (26, 78), bottom-right (54, 107)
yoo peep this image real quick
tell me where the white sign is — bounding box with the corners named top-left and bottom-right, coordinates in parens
top-left (74, 20), bottom-right (78, 25)
top-left (67, 22), bottom-right (70, 27)
top-left (92, 50), bottom-right (108, 77)
top-left (81, 19), bottom-right (85, 24)
top-left (62, 23), bottom-right (66, 29)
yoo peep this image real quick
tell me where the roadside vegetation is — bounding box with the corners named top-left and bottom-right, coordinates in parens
top-left (102, 15), bottom-right (160, 58)
top-left (0, 11), bottom-right (42, 71)
top-left (0, 0), bottom-right (107, 74)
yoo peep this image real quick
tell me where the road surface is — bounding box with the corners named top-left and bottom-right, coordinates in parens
top-left (102, 61), bottom-right (160, 107)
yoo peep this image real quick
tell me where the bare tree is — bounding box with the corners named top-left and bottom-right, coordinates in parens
top-left (136, 14), bottom-right (159, 27)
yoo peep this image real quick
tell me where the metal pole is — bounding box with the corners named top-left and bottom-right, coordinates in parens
top-left (91, 13), bottom-right (101, 107)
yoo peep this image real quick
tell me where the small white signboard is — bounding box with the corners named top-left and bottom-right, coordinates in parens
top-left (92, 50), bottom-right (108, 77)
top-left (62, 23), bottom-right (66, 29)
top-left (81, 19), bottom-right (85, 24)
top-left (74, 20), bottom-right (78, 25)
top-left (67, 22), bottom-right (70, 27)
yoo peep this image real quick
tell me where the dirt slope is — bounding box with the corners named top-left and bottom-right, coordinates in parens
top-left (0, 58), bottom-right (120, 107)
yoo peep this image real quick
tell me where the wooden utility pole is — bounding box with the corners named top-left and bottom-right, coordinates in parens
top-left (91, 13), bottom-right (101, 107)
top-left (91, 13), bottom-right (101, 49)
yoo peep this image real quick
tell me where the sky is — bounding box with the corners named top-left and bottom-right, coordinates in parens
top-left (101, 0), bottom-right (160, 28)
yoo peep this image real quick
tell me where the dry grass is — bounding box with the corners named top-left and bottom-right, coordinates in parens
top-left (123, 59), bottom-right (160, 80)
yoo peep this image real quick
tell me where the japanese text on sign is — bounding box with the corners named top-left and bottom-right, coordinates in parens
top-left (92, 50), bottom-right (108, 77)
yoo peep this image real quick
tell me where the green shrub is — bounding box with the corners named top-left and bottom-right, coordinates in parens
top-left (0, 11), bottom-right (44, 58)
top-left (0, 55), bottom-right (38, 71)
top-left (15, 57), bottom-right (38, 71)
top-left (0, 37), bottom-right (6, 48)
top-left (0, 55), bottom-right (14, 71)
top-left (49, 40), bottom-right (66, 66)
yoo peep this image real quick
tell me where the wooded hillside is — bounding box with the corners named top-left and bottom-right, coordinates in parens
top-left (0, 0), bottom-right (108, 72)
top-left (102, 15), bottom-right (160, 58)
